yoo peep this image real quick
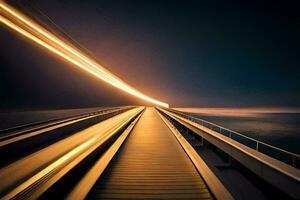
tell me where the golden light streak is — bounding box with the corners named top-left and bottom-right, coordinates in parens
top-left (2, 137), bottom-right (97, 200)
top-left (0, 15), bottom-right (136, 97)
top-left (0, 3), bottom-right (123, 84)
top-left (0, 2), bottom-right (169, 108)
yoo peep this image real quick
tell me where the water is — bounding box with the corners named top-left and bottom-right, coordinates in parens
top-left (174, 108), bottom-right (300, 154)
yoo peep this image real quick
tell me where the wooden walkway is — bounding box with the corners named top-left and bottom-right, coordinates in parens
top-left (87, 108), bottom-right (213, 199)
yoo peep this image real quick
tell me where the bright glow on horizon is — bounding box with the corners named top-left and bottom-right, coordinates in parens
top-left (174, 107), bottom-right (300, 117)
top-left (0, 2), bottom-right (169, 108)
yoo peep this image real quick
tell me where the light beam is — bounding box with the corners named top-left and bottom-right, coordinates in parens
top-left (0, 1), bottom-right (169, 108)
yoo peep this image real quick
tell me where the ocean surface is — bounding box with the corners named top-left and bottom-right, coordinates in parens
top-left (174, 108), bottom-right (300, 154)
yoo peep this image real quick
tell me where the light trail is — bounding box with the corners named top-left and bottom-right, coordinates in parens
top-left (0, 1), bottom-right (169, 108)
top-left (2, 136), bottom-right (97, 200)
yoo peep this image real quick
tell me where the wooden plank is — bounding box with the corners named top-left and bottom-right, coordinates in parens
top-left (88, 108), bottom-right (213, 200)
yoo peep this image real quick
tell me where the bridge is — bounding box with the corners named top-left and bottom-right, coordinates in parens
top-left (0, 107), bottom-right (299, 200)
top-left (1, 1), bottom-right (300, 199)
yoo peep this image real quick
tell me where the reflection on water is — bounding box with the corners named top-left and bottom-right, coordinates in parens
top-left (175, 108), bottom-right (300, 154)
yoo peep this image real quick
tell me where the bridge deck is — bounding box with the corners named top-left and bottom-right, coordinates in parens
top-left (87, 108), bottom-right (213, 199)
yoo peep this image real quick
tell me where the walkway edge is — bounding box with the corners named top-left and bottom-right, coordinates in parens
top-left (156, 108), bottom-right (234, 200)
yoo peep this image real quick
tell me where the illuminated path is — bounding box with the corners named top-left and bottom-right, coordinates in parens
top-left (0, 107), bottom-right (299, 200)
top-left (87, 108), bottom-right (212, 199)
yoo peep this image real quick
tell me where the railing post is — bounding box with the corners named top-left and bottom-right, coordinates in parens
top-left (256, 142), bottom-right (259, 151)
top-left (292, 156), bottom-right (296, 167)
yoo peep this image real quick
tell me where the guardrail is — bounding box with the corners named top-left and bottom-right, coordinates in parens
top-left (166, 108), bottom-right (300, 168)
top-left (0, 106), bottom-right (133, 134)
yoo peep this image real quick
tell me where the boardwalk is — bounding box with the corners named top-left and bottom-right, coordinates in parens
top-left (88, 108), bottom-right (212, 199)
top-left (0, 107), bottom-right (298, 199)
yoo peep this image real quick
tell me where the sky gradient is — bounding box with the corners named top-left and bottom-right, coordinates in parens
top-left (1, 0), bottom-right (300, 110)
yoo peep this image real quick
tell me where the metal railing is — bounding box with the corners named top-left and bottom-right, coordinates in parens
top-left (166, 108), bottom-right (300, 168)
top-left (0, 106), bottom-right (133, 134)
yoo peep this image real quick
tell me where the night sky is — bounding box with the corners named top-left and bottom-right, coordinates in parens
top-left (1, 0), bottom-right (300, 111)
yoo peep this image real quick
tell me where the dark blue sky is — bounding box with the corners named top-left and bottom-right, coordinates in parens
top-left (1, 0), bottom-right (300, 110)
